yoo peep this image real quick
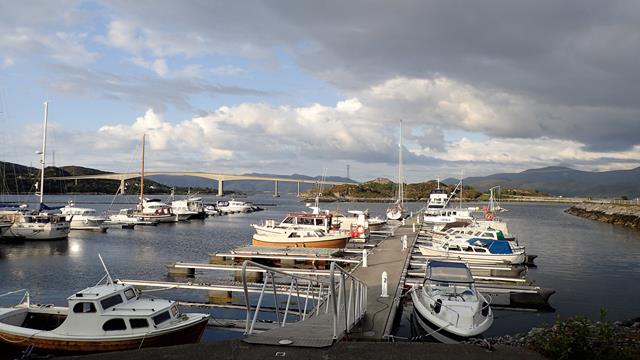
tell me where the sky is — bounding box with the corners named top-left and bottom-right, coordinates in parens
top-left (1, 0), bottom-right (639, 182)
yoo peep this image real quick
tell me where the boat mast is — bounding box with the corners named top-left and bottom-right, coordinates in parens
top-left (140, 134), bottom-right (145, 211)
top-left (399, 119), bottom-right (403, 207)
top-left (39, 101), bottom-right (48, 207)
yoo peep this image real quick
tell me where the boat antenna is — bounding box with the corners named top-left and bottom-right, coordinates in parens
top-left (98, 253), bottom-right (114, 285)
top-left (38, 101), bottom-right (49, 208)
top-left (139, 133), bottom-right (145, 211)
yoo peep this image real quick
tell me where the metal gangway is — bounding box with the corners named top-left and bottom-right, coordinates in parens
top-left (241, 260), bottom-right (367, 348)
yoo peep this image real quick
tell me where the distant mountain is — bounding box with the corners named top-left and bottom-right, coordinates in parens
top-left (445, 166), bottom-right (640, 198)
top-left (148, 173), bottom-right (356, 194)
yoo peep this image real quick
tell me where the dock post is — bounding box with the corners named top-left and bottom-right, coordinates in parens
top-left (217, 179), bottom-right (224, 196)
top-left (381, 271), bottom-right (388, 297)
top-left (412, 222), bottom-right (415, 232)
top-left (362, 249), bottom-right (368, 268)
top-left (410, 211), bottom-right (413, 217)
top-left (402, 218), bottom-right (405, 225)
top-left (402, 235), bottom-right (407, 250)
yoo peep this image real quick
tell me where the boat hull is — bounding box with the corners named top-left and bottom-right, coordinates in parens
top-left (0, 316), bottom-right (208, 354)
top-left (252, 237), bottom-right (348, 248)
top-left (418, 245), bottom-right (525, 265)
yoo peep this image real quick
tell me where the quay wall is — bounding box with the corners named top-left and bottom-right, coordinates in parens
top-left (566, 203), bottom-right (640, 230)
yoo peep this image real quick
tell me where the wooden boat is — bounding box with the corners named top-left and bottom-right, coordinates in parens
top-left (0, 260), bottom-right (209, 354)
top-left (252, 229), bottom-right (349, 248)
top-left (411, 260), bottom-right (493, 343)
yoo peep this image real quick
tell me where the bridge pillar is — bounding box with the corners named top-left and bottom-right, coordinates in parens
top-left (119, 179), bottom-right (125, 195)
top-left (217, 179), bottom-right (224, 197)
top-left (274, 180), bottom-right (280, 197)
top-left (297, 181), bottom-right (300, 197)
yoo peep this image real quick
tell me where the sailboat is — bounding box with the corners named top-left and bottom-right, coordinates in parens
top-left (386, 120), bottom-right (406, 221)
top-left (134, 135), bottom-right (175, 223)
top-left (0, 102), bottom-right (70, 240)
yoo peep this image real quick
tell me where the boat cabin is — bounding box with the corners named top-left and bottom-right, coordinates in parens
top-left (280, 213), bottom-right (333, 231)
top-left (427, 188), bottom-right (449, 209)
top-left (0, 284), bottom-right (182, 336)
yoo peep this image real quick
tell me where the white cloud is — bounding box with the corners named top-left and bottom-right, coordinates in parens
top-left (210, 65), bottom-right (246, 76)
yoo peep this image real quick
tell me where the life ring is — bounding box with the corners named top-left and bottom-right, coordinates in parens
top-left (486, 212), bottom-right (494, 221)
top-left (356, 225), bottom-right (365, 235)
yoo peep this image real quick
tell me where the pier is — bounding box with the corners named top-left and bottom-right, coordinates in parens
top-left (116, 213), bottom-right (554, 349)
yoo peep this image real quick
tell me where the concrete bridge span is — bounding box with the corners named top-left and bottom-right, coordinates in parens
top-left (48, 171), bottom-right (355, 197)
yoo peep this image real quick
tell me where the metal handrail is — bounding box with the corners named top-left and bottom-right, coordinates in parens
top-left (241, 260), bottom-right (367, 341)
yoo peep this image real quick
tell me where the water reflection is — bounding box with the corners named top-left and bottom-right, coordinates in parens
top-left (0, 239), bottom-right (69, 259)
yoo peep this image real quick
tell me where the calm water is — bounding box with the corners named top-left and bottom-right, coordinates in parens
top-left (1, 195), bottom-right (639, 344)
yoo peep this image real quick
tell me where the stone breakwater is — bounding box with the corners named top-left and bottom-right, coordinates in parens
top-left (467, 317), bottom-right (640, 359)
top-left (566, 203), bottom-right (640, 230)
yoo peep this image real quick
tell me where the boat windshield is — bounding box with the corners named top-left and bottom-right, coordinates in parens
top-left (424, 279), bottom-right (477, 301)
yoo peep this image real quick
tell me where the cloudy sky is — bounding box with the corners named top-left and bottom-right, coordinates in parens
top-left (1, 1), bottom-right (639, 182)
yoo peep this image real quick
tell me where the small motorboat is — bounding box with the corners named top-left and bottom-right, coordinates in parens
top-left (418, 238), bottom-right (526, 265)
top-left (60, 202), bottom-right (108, 231)
top-left (0, 259), bottom-right (209, 354)
top-left (252, 229), bottom-right (349, 248)
top-left (216, 200), bottom-right (254, 214)
top-left (411, 260), bottom-right (493, 343)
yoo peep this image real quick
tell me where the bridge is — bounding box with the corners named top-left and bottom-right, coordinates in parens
top-left (48, 171), bottom-right (355, 197)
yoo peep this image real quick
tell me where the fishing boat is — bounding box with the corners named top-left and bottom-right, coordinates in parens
top-left (139, 198), bottom-right (180, 223)
top-left (60, 202), bottom-right (107, 231)
top-left (411, 260), bottom-right (493, 343)
top-left (418, 238), bottom-right (526, 265)
top-left (426, 180), bottom-right (449, 210)
top-left (252, 229), bottom-right (349, 248)
top-left (106, 208), bottom-right (157, 227)
top-left (386, 120), bottom-right (406, 221)
top-left (0, 257), bottom-right (209, 354)
top-left (252, 212), bottom-right (334, 236)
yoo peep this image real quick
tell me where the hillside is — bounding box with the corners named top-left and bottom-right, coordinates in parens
top-left (0, 161), bottom-right (171, 195)
top-left (445, 166), bottom-right (640, 198)
top-left (308, 179), bottom-right (482, 201)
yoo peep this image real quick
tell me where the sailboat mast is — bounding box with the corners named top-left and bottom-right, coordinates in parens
top-left (39, 102), bottom-right (48, 206)
top-left (399, 119), bottom-right (403, 206)
top-left (140, 134), bottom-right (145, 211)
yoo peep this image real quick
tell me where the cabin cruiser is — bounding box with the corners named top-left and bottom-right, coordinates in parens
top-left (204, 204), bottom-right (219, 216)
top-left (411, 261), bottom-right (493, 343)
top-left (106, 208), bottom-right (158, 227)
top-left (418, 238), bottom-right (526, 265)
top-left (0, 278), bottom-right (209, 353)
top-left (252, 229), bottom-right (349, 248)
top-left (60, 202), bottom-right (107, 231)
top-left (139, 199), bottom-right (180, 223)
top-left (426, 183), bottom-right (448, 210)
top-left (0, 210), bottom-right (70, 240)
top-left (171, 196), bottom-right (206, 220)
top-left (216, 200), bottom-right (254, 214)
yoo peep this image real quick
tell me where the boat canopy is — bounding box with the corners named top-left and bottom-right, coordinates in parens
top-left (426, 261), bottom-right (473, 283)
top-left (467, 238), bottom-right (513, 254)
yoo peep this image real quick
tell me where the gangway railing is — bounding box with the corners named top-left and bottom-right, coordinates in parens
top-left (241, 260), bottom-right (367, 340)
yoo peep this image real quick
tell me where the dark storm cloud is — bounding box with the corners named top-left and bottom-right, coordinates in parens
top-left (103, 0), bottom-right (640, 151)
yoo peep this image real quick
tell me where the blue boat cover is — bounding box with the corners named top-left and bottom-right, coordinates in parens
top-left (467, 238), bottom-right (513, 254)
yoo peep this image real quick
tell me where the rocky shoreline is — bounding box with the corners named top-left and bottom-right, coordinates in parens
top-left (565, 203), bottom-right (640, 230)
top-left (468, 316), bottom-right (640, 359)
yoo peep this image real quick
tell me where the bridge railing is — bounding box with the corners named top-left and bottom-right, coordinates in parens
top-left (241, 260), bottom-right (367, 340)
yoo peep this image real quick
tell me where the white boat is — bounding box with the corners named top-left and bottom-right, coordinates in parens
top-left (60, 202), bottom-right (107, 231)
top-left (386, 120), bottom-right (406, 221)
top-left (139, 198), bottom-right (180, 223)
top-left (418, 238), bottom-right (526, 265)
top-left (367, 216), bottom-right (387, 230)
top-left (0, 102), bottom-right (70, 240)
top-left (0, 211), bottom-right (70, 240)
top-left (252, 212), bottom-right (334, 236)
top-left (106, 209), bottom-right (157, 227)
top-left (252, 229), bottom-right (349, 248)
top-left (411, 260), bottom-right (493, 343)
top-left (426, 180), bottom-right (449, 210)
top-left (422, 208), bottom-right (473, 225)
top-left (204, 204), bottom-right (219, 216)
top-left (0, 258), bottom-right (209, 354)
top-left (171, 196), bottom-right (205, 220)
top-left (216, 200), bottom-right (254, 214)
